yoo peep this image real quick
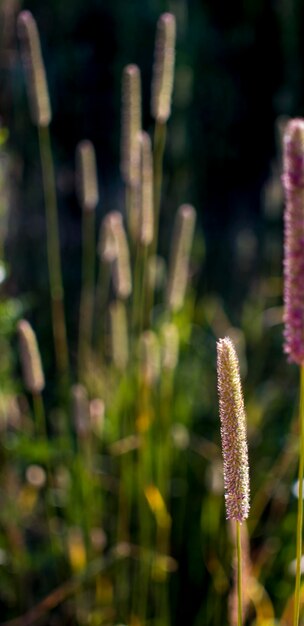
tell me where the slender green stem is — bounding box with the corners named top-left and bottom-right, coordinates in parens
top-left (38, 125), bottom-right (69, 381)
top-left (95, 259), bottom-right (111, 357)
top-left (32, 392), bottom-right (46, 438)
top-left (236, 520), bottom-right (242, 626)
top-left (294, 364), bottom-right (304, 626)
top-left (78, 210), bottom-right (96, 381)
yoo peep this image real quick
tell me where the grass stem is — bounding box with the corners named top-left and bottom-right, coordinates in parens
top-left (293, 364), bottom-right (304, 626)
top-left (78, 210), bottom-right (96, 381)
top-left (38, 125), bottom-right (69, 382)
top-left (236, 520), bottom-right (242, 626)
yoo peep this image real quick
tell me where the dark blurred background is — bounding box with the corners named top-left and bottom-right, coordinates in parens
top-left (2, 0), bottom-right (301, 323)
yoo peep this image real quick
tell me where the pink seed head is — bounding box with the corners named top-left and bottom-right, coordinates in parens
top-left (283, 118), bottom-right (304, 365)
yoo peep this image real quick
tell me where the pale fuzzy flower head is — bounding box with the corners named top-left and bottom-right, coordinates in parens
top-left (151, 13), bottom-right (176, 123)
top-left (282, 118), bottom-right (304, 365)
top-left (17, 11), bottom-right (51, 127)
top-left (139, 131), bottom-right (154, 246)
top-left (18, 319), bottom-right (45, 394)
top-left (111, 217), bottom-right (132, 299)
top-left (121, 64), bottom-right (141, 186)
top-left (76, 140), bottom-right (99, 212)
top-left (109, 300), bottom-right (129, 371)
top-left (98, 211), bottom-right (122, 263)
top-left (166, 204), bottom-right (196, 312)
top-left (217, 337), bottom-right (250, 522)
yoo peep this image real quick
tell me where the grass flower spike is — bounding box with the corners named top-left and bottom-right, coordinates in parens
top-left (167, 204), bottom-right (196, 312)
top-left (17, 11), bottom-right (51, 127)
top-left (283, 118), bottom-right (304, 365)
top-left (18, 320), bottom-right (45, 394)
top-left (76, 140), bottom-right (99, 212)
top-left (217, 337), bottom-right (250, 522)
top-left (151, 13), bottom-right (176, 123)
top-left (121, 64), bottom-right (141, 186)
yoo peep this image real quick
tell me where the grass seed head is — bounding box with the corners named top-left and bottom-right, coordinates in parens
top-left (167, 204), bottom-right (196, 312)
top-left (121, 64), bottom-right (141, 186)
top-left (151, 13), bottom-right (176, 123)
top-left (76, 140), bottom-right (99, 212)
top-left (282, 118), bottom-right (304, 365)
top-left (217, 337), bottom-right (250, 522)
top-left (18, 319), bottom-right (45, 394)
top-left (17, 11), bottom-right (51, 127)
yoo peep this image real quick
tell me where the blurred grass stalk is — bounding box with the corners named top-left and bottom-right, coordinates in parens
top-left (17, 11), bottom-right (69, 382)
top-left (151, 13), bottom-right (176, 251)
top-left (76, 140), bottom-right (99, 382)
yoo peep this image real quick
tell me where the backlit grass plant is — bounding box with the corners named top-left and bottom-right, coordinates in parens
top-left (9, 8), bottom-right (200, 626)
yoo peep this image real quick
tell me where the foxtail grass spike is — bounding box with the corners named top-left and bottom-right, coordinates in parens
top-left (109, 300), bottom-right (129, 371)
top-left (121, 64), bottom-right (141, 186)
top-left (76, 140), bottom-right (99, 212)
top-left (139, 131), bottom-right (154, 246)
top-left (17, 11), bottom-right (51, 127)
top-left (151, 13), bottom-right (176, 123)
top-left (18, 320), bottom-right (45, 394)
top-left (217, 337), bottom-right (250, 522)
top-left (98, 211), bottom-right (121, 264)
top-left (167, 204), bottom-right (196, 312)
top-left (283, 118), bottom-right (304, 365)
top-left (98, 212), bottom-right (131, 298)
top-left (111, 215), bottom-right (132, 299)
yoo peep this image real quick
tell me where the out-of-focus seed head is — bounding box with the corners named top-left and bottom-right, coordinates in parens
top-left (17, 10), bottom-right (51, 127)
top-left (121, 64), bottom-right (141, 186)
top-left (98, 211), bottom-right (122, 263)
top-left (139, 131), bottom-right (154, 246)
top-left (98, 212), bottom-right (132, 299)
top-left (282, 118), bottom-right (304, 365)
top-left (18, 320), bottom-right (45, 394)
top-left (166, 204), bottom-right (196, 312)
top-left (76, 140), bottom-right (99, 212)
top-left (109, 300), bottom-right (129, 371)
top-left (111, 217), bottom-right (132, 299)
top-left (217, 337), bottom-right (250, 522)
top-left (151, 13), bottom-right (176, 123)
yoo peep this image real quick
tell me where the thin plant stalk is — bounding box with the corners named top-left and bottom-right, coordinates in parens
top-left (236, 520), bottom-right (242, 626)
top-left (38, 125), bottom-right (69, 381)
top-left (95, 259), bottom-right (111, 356)
top-left (32, 391), bottom-right (46, 438)
top-left (294, 365), bottom-right (304, 626)
top-left (78, 209), bottom-right (96, 381)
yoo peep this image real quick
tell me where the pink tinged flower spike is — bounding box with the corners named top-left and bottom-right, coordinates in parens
top-left (283, 119), bottom-right (304, 365)
top-left (217, 337), bottom-right (250, 522)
